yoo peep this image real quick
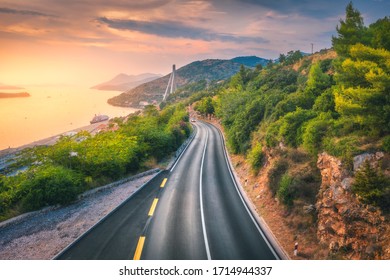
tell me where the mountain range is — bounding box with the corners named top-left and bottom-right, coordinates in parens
top-left (107, 56), bottom-right (270, 108)
top-left (91, 73), bottom-right (162, 91)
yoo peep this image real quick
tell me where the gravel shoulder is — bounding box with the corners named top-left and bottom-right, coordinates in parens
top-left (0, 172), bottom-right (157, 260)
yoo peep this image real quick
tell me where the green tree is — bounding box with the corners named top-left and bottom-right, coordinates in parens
top-left (194, 97), bottom-right (215, 118)
top-left (332, 2), bottom-right (368, 57)
top-left (229, 72), bottom-right (244, 91)
top-left (352, 161), bottom-right (390, 211)
top-left (283, 50), bottom-right (303, 65)
top-left (143, 105), bottom-right (159, 117)
top-left (369, 17), bottom-right (390, 50)
top-left (215, 89), bottom-right (251, 127)
top-left (20, 165), bottom-right (84, 211)
top-left (313, 89), bottom-right (336, 113)
top-left (278, 53), bottom-right (286, 64)
top-left (278, 108), bottom-right (316, 147)
top-left (227, 97), bottom-right (265, 153)
top-left (247, 142), bottom-right (264, 173)
top-left (277, 173), bottom-right (294, 207)
top-left (305, 62), bottom-right (331, 96)
top-left (334, 44), bottom-right (390, 134)
top-left (239, 64), bottom-right (250, 85)
top-left (302, 113), bottom-right (335, 155)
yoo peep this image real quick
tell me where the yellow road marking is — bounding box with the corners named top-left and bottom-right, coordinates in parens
top-left (160, 178), bottom-right (168, 188)
top-left (133, 236), bottom-right (146, 260)
top-left (148, 198), bottom-right (159, 216)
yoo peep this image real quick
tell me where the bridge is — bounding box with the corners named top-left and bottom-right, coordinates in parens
top-left (162, 64), bottom-right (177, 102)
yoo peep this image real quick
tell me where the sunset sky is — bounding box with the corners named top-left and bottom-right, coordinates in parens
top-left (0, 0), bottom-right (389, 86)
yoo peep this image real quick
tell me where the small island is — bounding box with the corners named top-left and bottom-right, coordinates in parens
top-left (0, 92), bottom-right (31, 98)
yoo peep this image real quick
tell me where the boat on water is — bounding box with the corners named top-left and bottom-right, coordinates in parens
top-left (90, 114), bottom-right (109, 124)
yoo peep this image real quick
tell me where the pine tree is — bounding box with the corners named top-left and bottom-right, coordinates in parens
top-left (369, 17), bottom-right (390, 51)
top-left (306, 62), bottom-right (331, 96)
top-left (334, 44), bottom-right (390, 134)
top-left (332, 2), bottom-right (368, 57)
top-left (352, 161), bottom-right (390, 211)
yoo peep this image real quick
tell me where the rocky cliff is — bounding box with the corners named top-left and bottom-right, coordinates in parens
top-left (316, 152), bottom-right (389, 259)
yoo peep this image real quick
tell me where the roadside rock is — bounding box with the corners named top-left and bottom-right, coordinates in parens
top-left (316, 152), bottom-right (388, 259)
top-left (353, 152), bottom-right (384, 172)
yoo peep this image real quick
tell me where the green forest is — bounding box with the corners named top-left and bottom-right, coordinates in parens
top-left (193, 3), bottom-right (390, 212)
top-left (0, 104), bottom-right (191, 221)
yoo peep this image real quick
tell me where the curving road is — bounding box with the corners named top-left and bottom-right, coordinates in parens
top-left (56, 121), bottom-right (279, 260)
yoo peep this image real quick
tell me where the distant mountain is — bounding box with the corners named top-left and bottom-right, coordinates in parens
top-left (231, 56), bottom-right (270, 67)
top-left (91, 73), bottom-right (162, 91)
top-left (108, 56), bottom-right (269, 108)
top-left (0, 83), bottom-right (24, 90)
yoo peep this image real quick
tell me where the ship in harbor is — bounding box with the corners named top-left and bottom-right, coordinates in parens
top-left (90, 114), bottom-right (109, 124)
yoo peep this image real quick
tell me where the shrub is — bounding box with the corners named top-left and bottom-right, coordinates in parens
top-left (278, 108), bottom-right (316, 147)
top-left (272, 91), bottom-right (315, 120)
top-left (305, 62), bottom-right (331, 97)
top-left (302, 113), bottom-right (335, 155)
top-left (352, 161), bottom-right (390, 212)
top-left (247, 143), bottom-right (264, 173)
top-left (268, 159), bottom-right (289, 195)
top-left (277, 173), bottom-right (295, 207)
top-left (287, 149), bottom-right (309, 163)
top-left (290, 169), bottom-right (321, 204)
top-left (265, 120), bottom-right (282, 148)
top-left (313, 89), bottom-right (336, 113)
top-left (20, 165), bottom-right (84, 211)
top-left (226, 97), bottom-right (265, 153)
top-left (382, 135), bottom-right (390, 153)
top-left (322, 135), bottom-right (361, 169)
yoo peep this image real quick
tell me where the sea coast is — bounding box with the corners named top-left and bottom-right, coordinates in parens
top-left (0, 120), bottom-right (109, 158)
top-left (0, 92), bottom-right (30, 98)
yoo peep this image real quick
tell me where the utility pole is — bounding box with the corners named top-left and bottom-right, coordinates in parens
top-left (311, 43), bottom-right (314, 54)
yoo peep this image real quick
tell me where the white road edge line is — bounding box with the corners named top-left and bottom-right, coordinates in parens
top-left (199, 128), bottom-right (212, 260)
top-left (215, 124), bottom-right (280, 260)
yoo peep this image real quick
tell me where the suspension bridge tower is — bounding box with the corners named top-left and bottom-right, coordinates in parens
top-left (162, 64), bottom-right (177, 102)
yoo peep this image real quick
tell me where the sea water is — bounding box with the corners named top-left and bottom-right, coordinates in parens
top-left (0, 85), bottom-right (137, 150)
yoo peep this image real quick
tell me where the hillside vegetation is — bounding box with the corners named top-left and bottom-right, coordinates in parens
top-left (189, 3), bottom-right (389, 258)
top-left (108, 56), bottom-right (269, 108)
top-left (193, 3), bottom-right (389, 210)
top-left (0, 104), bottom-right (191, 221)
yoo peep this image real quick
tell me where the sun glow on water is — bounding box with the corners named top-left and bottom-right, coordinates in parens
top-left (0, 86), bottom-right (136, 150)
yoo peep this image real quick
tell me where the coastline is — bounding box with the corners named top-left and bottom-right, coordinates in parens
top-left (0, 92), bottom-right (30, 98)
top-left (0, 120), bottom-right (109, 157)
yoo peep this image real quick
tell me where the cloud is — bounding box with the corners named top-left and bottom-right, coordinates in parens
top-left (0, 7), bottom-right (54, 17)
top-left (96, 17), bottom-right (268, 44)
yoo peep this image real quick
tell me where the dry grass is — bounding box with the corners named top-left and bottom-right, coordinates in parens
top-left (292, 49), bottom-right (337, 73)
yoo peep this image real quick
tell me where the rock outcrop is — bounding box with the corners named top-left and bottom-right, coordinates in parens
top-left (316, 152), bottom-right (388, 259)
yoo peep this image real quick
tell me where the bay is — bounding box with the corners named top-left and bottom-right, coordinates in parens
top-left (0, 86), bottom-right (136, 150)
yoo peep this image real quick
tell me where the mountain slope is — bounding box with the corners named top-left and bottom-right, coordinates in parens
top-left (92, 73), bottom-right (161, 91)
top-left (107, 56), bottom-right (268, 108)
top-left (231, 56), bottom-right (270, 67)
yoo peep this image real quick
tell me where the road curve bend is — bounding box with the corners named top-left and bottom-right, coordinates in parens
top-left (56, 121), bottom-right (280, 260)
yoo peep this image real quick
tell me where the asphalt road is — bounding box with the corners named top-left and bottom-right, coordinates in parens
top-left (55, 171), bottom-right (168, 260)
top-left (56, 121), bottom-right (278, 260)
